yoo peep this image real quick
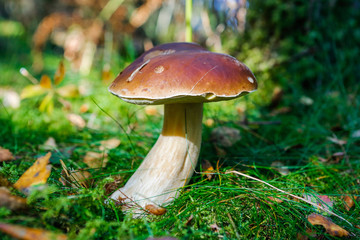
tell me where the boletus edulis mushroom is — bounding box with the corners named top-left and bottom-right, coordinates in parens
top-left (108, 42), bottom-right (257, 213)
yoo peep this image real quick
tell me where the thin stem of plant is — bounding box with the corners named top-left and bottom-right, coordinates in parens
top-left (185, 0), bottom-right (192, 42)
top-left (225, 170), bottom-right (352, 227)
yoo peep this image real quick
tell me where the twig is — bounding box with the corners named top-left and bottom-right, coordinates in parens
top-left (225, 170), bottom-right (353, 227)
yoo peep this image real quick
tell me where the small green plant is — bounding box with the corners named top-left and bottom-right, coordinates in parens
top-left (20, 61), bottom-right (79, 114)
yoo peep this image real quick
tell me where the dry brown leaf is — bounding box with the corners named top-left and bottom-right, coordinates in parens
top-left (266, 196), bottom-right (284, 204)
top-left (210, 223), bottom-right (221, 233)
top-left (0, 223), bottom-right (67, 240)
top-left (211, 126), bottom-right (241, 147)
top-left (0, 147), bottom-right (14, 162)
top-left (145, 204), bottom-right (166, 216)
top-left (201, 159), bottom-right (214, 180)
top-left (0, 187), bottom-right (27, 211)
top-left (104, 175), bottom-right (122, 195)
top-left (39, 137), bottom-right (57, 151)
top-left (13, 153), bottom-right (52, 195)
top-left (83, 151), bottom-right (108, 168)
top-left (99, 138), bottom-right (121, 151)
top-left (184, 214), bottom-right (194, 226)
top-left (303, 194), bottom-right (333, 214)
top-left (343, 195), bottom-right (358, 211)
top-left (144, 106), bottom-right (159, 116)
top-left (79, 104), bottom-right (89, 113)
top-left (60, 168), bottom-right (93, 189)
top-left (327, 136), bottom-right (347, 146)
top-left (204, 118), bottom-right (214, 127)
top-left (307, 213), bottom-right (349, 237)
top-left (67, 113), bottom-right (86, 128)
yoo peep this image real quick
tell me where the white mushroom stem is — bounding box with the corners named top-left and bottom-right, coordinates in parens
top-left (110, 102), bottom-right (203, 211)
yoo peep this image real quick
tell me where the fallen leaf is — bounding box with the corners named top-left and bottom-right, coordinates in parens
top-left (99, 138), bottom-right (121, 151)
top-left (39, 137), bottom-right (57, 151)
top-left (331, 152), bottom-right (345, 163)
top-left (210, 223), bottom-right (221, 233)
top-left (327, 136), bottom-right (347, 145)
top-left (0, 147), bottom-right (14, 162)
top-left (0, 187), bottom-right (27, 211)
top-left (0, 223), bottom-right (67, 240)
top-left (303, 194), bottom-right (333, 214)
top-left (269, 86), bottom-right (283, 109)
top-left (201, 159), bottom-right (214, 180)
top-left (145, 204), bottom-right (166, 216)
top-left (343, 195), bottom-right (358, 211)
top-left (307, 213), bottom-right (349, 237)
top-left (57, 85), bottom-right (79, 98)
top-left (54, 61), bottom-right (65, 85)
top-left (266, 196), bottom-right (284, 204)
top-left (83, 151), bottom-right (108, 168)
top-left (60, 161), bottom-right (93, 188)
top-left (184, 214), bottom-right (194, 226)
top-left (204, 119), bottom-right (214, 127)
top-left (14, 153), bottom-right (52, 195)
top-left (271, 161), bottom-right (290, 175)
top-left (269, 107), bottom-right (291, 116)
top-left (60, 169), bottom-right (93, 188)
top-left (67, 113), bottom-right (86, 128)
top-left (0, 175), bottom-right (12, 187)
top-left (79, 104), bottom-right (89, 113)
top-left (144, 106), bottom-right (159, 116)
top-left (211, 126), bottom-right (241, 147)
top-left (39, 75), bottom-right (52, 89)
top-left (104, 175), bottom-right (123, 195)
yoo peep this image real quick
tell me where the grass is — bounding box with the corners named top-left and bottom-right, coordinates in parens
top-left (1, 30), bottom-right (360, 240)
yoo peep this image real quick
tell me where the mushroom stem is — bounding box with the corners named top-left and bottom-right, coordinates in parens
top-left (110, 102), bottom-right (203, 211)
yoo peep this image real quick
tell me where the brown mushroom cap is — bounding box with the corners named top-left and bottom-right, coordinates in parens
top-left (109, 42), bottom-right (257, 105)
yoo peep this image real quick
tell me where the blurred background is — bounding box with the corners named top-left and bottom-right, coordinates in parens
top-left (0, 0), bottom-right (359, 146)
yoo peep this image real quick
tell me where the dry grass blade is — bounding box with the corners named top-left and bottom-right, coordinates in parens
top-left (225, 170), bottom-right (352, 226)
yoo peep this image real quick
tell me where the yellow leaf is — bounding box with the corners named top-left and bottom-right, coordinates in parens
top-left (54, 61), bottom-right (65, 85)
top-left (14, 153), bottom-right (52, 195)
top-left (0, 223), bottom-right (67, 240)
top-left (307, 213), bottom-right (349, 237)
top-left (20, 85), bottom-right (47, 99)
top-left (39, 92), bottom-right (54, 113)
top-left (40, 75), bottom-right (52, 89)
top-left (57, 85), bottom-right (79, 98)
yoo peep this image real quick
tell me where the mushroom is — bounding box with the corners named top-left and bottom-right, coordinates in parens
top-left (108, 42), bottom-right (257, 212)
